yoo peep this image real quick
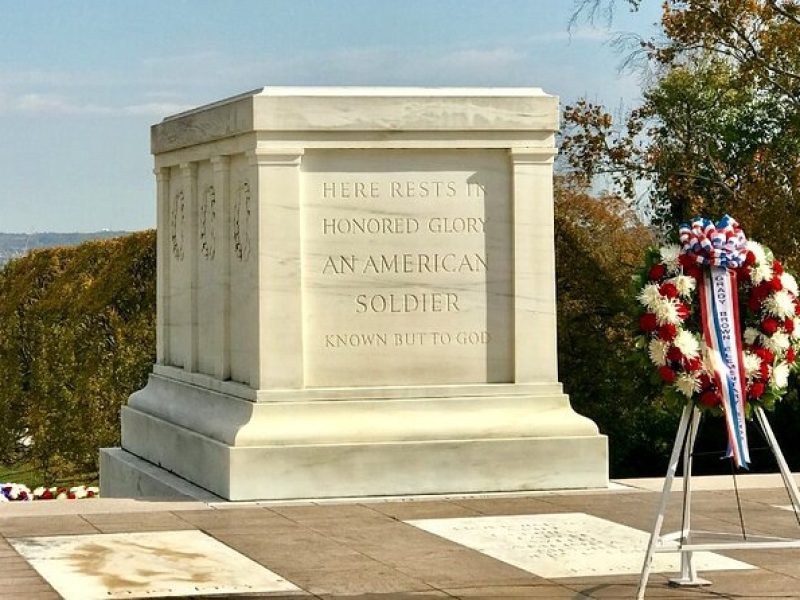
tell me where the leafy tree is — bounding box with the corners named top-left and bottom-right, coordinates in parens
top-left (0, 232), bottom-right (156, 484)
top-left (564, 1), bottom-right (800, 268)
top-left (553, 179), bottom-right (682, 476)
top-left (563, 0), bottom-right (800, 470)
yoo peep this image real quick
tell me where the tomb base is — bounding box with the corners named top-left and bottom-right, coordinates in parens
top-left (101, 371), bottom-right (608, 501)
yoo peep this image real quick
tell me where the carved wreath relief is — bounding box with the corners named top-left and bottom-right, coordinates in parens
top-left (200, 185), bottom-right (216, 260)
top-left (233, 181), bottom-right (252, 261)
top-left (170, 190), bottom-right (185, 261)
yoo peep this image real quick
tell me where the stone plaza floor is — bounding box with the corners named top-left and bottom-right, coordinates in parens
top-left (2, 474), bottom-right (800, 599)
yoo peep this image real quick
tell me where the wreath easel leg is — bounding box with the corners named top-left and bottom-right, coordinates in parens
top-left (667, 406), bottom-right (711, 588)
top-left (755, 407), bottom-right (800, 513)
top-left (636, 403), bottom-right (693, 600)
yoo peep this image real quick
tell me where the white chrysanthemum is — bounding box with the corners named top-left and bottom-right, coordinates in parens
top-left (744, 327), bottom-right (761, 345)
top-left (764, 290), bottom-right (796, 319)
top-left (780, 272), bottom-right (799, 296)
top-left (674, 329), bottom-right (700, 358)
top-left (748, 240), bottom-right (767, 264)
top-left (69, 486), bottom-right (88, 499)
top-left (752, 262), bottom-right (774, 285)
top-left (648, 339), bottom-right (669, 366)
top-left (763, 331), bottom-right (791, 353)
top-left (660, 244), bottom-right (682, 274)
top-left (743, 351), bottom-right (762, 380)
top-left (655, 298), bottom-right (682, 325)
top-left (773, 362), bottom-right (790, 389)
top-left (676, 372), bottom-right (701, 398)
top-left (637, 283), bottom-right (664, 311)
top-left (668, 274), bottom-right (696, 298)
top-left (793, 319), bottom-right (800, 340)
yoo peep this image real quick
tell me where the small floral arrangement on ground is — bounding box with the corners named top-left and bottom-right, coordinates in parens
top-left (1, 483), bottom-right (99, 502)
top-left (635, 217), bottom-right (800, 415)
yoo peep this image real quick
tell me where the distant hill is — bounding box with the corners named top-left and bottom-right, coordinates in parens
top-left (0, 231), bottom-right (130, 266)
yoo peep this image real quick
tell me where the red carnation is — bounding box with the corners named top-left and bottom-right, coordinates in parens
top-left (676, 303), bottom-right (690, 320)
top-left (796, 302), bottom-right (800, 316)
top-left (788, 347), bottom-right (796, 364)
top-left (753, 282), bottom-right (772, 301)
top-left (684, 357), bottom-right (703, 372)
top-left (649, 264), bottom-right (667, 281)
top-left (699, 390), bottom-right (720, 407)
top-left (745, 251), bottom-right (757, 266)
top-left (666, 346), bottom-right (683, 363)
top-left (699, 373), bottom-right (713, 390)
top-left (659, 282), bottom-right (679, 299)
top-left (41, 490), bottom-right (53, 500)
top-left (755, 347), bottom-right (775, 364)
top-left (659, 366), bottom-right (677, 383)
top-left (759, 362), bottom-right (770, 380)
top-left (87, 490), bottom-right (95, 498)
top-left (739, 266), bottom-right (752, 281)
top-left (770, 277), bottom-right (783, 292)
top-left (749, 382), bottom-right (766, 399)
top-left (640, 313), bottom-right (658, 332)
top-left (785, 319), bottom-right (795, 334)
top-left (679, 253), bottom-right (694, 268)
top-left (658, 323), bottom-right (677, 341)
top-left (685, 265), bottom-right (702, 280)
top-left (748, 295), bottom-right (762, 313)
top-left (773, 260), bottom-right (784, 276)
top-left (67, 492), bottom-right (76, 500)
top-left (762, 317), bottom-right (780, 335)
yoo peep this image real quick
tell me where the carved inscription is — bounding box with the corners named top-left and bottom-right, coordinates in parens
top-left (317, 180), bottom-right (487, 317)
top-left (303, 150), bottom-right (513, 386)
top-left (200, 185), bottom-right (216, 260)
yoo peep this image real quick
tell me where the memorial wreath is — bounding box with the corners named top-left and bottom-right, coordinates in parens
top-left (635, 215), bottom-right (800, 467)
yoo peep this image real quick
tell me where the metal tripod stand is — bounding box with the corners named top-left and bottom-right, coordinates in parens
top-left (637, 403), bottom-right (800, 599)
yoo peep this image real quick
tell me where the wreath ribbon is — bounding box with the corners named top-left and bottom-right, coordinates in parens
top-left (681, 216), bottom-right (751, 468)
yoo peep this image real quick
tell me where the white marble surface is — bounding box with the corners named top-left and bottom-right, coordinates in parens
top-left (10, 530), bottom-right (299, 599)
top-left (407, 513), bottom-right (754, 579)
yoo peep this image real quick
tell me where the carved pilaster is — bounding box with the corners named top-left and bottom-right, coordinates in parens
top-left (155, 167), bottom-right (171, 365)
top-left (510, 147), bottom-right (559, 383)
top-left (211, 155), bottom-right (231, 381)
top-left (180, 162), bottom-right (199, 373)
top-left (248, 148), bottom-right (305, 389)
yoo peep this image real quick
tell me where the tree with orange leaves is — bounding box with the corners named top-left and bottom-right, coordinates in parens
top-left (564, 0), bottom-right (800, 268)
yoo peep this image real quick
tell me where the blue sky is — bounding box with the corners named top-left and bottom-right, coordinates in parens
top-left (0, 0), bottom-right (661, 232)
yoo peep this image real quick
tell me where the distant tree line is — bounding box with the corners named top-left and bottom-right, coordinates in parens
top-left (0, 232), bottom-right (155, 483)
top-left (0, 231), bottom-right (128, 267)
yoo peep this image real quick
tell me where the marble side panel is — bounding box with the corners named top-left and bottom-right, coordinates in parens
top-left (301, 149), bottom-right (513, 387)
top-left (166, 165), bottom-right (190, 369)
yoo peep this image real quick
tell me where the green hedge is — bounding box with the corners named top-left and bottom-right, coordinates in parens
top-left (0, 231), bottom-right (155, 483)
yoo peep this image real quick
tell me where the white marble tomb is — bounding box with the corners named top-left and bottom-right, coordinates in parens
top-left (100, 87), bottom-right (608, 501)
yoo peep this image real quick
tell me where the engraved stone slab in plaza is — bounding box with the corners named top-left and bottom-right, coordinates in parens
top-left (100, 87), bottom-right (609, 501)
top-left (10, 530), bottom-right (300, 599)
top-left (407, 513), bottom-right (755, 578)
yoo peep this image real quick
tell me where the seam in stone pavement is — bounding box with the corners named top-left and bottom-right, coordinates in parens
top-left (258, 505), bottom-right (475, 596)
